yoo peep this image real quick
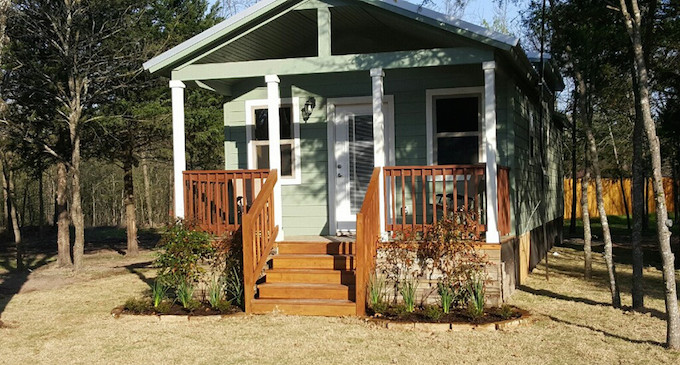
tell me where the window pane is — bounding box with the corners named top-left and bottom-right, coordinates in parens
top-left (436, 97), bottom-right (479, 133)
top-left (255, 145), bottom-right (269, 169)
top-left (253, 107), bottom-right (294, 140)
top-left (437, 136), bottom-right (479, 164)
top-left (281, 144), bottom-right (293, 177)
top-left (254, 143), bottom-right (294, 177)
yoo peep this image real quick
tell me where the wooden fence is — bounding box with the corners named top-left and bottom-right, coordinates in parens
top-left (564, 178), bottom-right (676, 219)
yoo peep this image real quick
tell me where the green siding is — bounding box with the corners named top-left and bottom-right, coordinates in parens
top-left (221, 64), bottom-right (562, 236)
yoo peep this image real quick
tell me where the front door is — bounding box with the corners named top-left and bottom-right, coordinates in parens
top-left (334, 104), bottom-right (376, 232)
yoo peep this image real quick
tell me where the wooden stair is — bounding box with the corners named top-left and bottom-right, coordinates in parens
top-left (250, 240), bottom-right (356, 316)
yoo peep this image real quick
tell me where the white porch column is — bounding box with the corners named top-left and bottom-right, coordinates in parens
top-left (170, 80), bottom-right (186, 218)
top-left (483, 61), bottom-right (500, 243)
top-left (371, 68), bottom-right (386, 235)
top-left (265, 75), bottom-right (284, 241)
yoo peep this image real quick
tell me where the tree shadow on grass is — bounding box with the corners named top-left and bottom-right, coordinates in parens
top-left (121, 260), bottom-right (155, 288)
top-left (519, 285), bottom-right (668, 321)
top-left (0, 251), bottom-right (53, 318)
top-left (546, 315), bottom-right (664, 347)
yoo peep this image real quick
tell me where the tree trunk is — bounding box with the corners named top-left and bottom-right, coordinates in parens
top-left (579, 73), bottom-right (620, 308)
top-left (56, 162), bottom-right (72, 267)
top-left (123, 157), bottom-right (138, 256)
top-left (570, 92), bottom-right (578, 233)
top-left (69, 106), bottom-right (85, 270)
top-left (38, 166), bottom-right (45, 238)
top-left (1, 157), bottom-right (22, 270)
top-left (0, 162), bottom-right (9, 235)
top-left (631, 67), bottom-right (645, 310)
top-left (581, 147), bottom-right (592, 280)
top-left (142, 158), bottom-right (153, 227)
top-left (620, 0), bottom-right (679, 348)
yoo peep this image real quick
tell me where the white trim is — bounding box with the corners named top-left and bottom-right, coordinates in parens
top-left (326, 95), bottom-right (395, 235)
top-left (426, 87), bottom-right (485, 166)
top-left (245, 97), bottom-right (302, 185)
top-left (483, 60), bottom-right (500, 243)
top-left (170, 80), bottom-right (186, 218)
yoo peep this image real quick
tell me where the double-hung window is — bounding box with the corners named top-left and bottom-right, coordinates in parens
top-left (246, 98), bottom-right (301, 184)
top-left (432, 93), bottom-right (482, 164)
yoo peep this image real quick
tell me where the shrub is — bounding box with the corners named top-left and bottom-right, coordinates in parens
top-left (207, 276), bottom-right (225, 309)
top-left (224, 266), bottom-right (244, 308)
top-left (155, 300), bottom-right (173, 314)
top-left (368, 273), bottom-right (386, 309)
top-left (154, 220), bottom-right (214, 288)
top-left (423, 305), bottom-right (443, 321)
top-left (399, 275), bottom-right (418, 313)
top-left (151, 279), bottom-right (168, 308)
top-left (496, 304), bottom-right (515, 320)
top-left (124, 298), bottom-right (152, 314)
top-left (466, 273), bottom-right (485, 321)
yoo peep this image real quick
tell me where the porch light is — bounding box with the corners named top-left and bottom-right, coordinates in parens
top-left (301, 97), bottom-right (316, 121)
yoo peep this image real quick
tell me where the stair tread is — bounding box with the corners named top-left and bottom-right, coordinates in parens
top-left (274, 254), bottom-right (353, 258)
top-left (252, 298), bottom-right (354, 306)
top-left (258, 282), bottom-right (353, 289)
top-left (267, 268), bottom-right (354, 273)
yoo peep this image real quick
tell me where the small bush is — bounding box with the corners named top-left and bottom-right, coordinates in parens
top-left (466, 273), bottom-right (485, 321)
top-left (423, 305), bottom-right (443, 321)
top-left (155, 300), bottom-right (173, 314)
top-left (155, 220), bottom-right (214, 288)
top-left (371, 301), bottom-right (388, 314)
top-left (224, 266), bottom-right (244, 308)
top-left (399, 276), bottom-right (418, 313)
top-left (213, 299), bottom-right (233, 313)
top-left (151, 280), bottom-right (168, 308)
top-left (176, 280), bottom-right (196, 310)
top-left (496, 304), bottom-right (515, 320)
top-left (124, 298), bottom-right (152, 314)
top-left (368, 273), bottom-right (386, 308)
top-left (207, 276), bottom-right (225, 309)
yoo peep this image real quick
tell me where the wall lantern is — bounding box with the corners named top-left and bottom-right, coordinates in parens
top-left (301, 97), bottom-right (316, 122)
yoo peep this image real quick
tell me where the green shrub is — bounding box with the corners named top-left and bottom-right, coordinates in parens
top-left (155, 221), bottom-right (214, 288)
top-left (437, 281), bottom-right (454, 314)
top-left (213, 299), bottom-right (233, 313)
top-left (371, 301), bottom-right (388, 315)
top-left (224, 266), bottom-right (244, 308)
top-left (496, 304), bottom-right (515, 320)
top-left (207, 276), bottom-right (225, 309)
top-left (155, 300), bottom-right (173, 314)
top-left (423, 305), bottom-right (443, 321)
top-left (124, 298), bottom-right (152, 314)
top-left (368, 273), bottom-right (386, 308)
top-left (151, 280), bottom-right (168, 308)
top-left (466, 273), bottom-right (485, 320)
top-left (399, 276), bottom-right (418, 313)
top-left (176, 280), bottom-right (197, 310)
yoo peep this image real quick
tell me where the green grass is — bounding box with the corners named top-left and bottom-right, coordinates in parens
top-left (564, 213), bottom-right (679, 240)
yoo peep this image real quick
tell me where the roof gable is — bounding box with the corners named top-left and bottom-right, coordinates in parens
top-left (143, 0), bottom-right (520, 75)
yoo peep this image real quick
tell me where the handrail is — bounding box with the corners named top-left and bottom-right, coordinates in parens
top-left (355, 168), bottom-right (381, 316)
top-left (183, 169), bottom-right (269, 235)
top-left (241, 169), bottom-right (278, 314)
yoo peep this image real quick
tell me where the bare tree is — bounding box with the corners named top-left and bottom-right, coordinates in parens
top-left (581, 146), bottom-right (592, 279)
top-left (618, 0), bottom-right (679, 349)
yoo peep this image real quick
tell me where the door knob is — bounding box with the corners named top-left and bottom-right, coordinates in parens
top-left (338, 173), bottom-right (343, 177)
top-left (337, 164), bottom-right (342, 169)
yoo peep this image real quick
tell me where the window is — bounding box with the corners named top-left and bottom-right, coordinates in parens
top-left (433, 95), bottom-right (482, 164)
top-left (246, 98), bottom-right (301, 184)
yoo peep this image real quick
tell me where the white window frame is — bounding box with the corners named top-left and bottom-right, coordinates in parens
top-left (245, 98), bottom-right (302, 185)
top-left (426, 87), bottom-right (485, 166)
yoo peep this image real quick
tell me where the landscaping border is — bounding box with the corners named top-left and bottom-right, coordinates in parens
top-left (367, 310), bottom-right (532, 332)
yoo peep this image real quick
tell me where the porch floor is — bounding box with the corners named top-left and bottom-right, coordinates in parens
top-left (283, 235), bottom-right (355, 242)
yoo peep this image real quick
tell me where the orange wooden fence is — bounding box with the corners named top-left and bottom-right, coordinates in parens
top-left (242, 170), bottom-right (278, 314)
top-left (183, 169), bottom-right (269, 235)
top-left (355, 168), bottom-right (381, 316)
top-left (564, 178), bottom-right (676, 219)
top-left (382, 164), bottom-right (511, 237)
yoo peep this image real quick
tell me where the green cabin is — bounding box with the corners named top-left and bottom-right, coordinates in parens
top-left (144, 0), bottom-right (565, 315)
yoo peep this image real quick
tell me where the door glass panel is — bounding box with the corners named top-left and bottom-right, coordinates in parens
top-left (349, 115), bottom-right (374, 214)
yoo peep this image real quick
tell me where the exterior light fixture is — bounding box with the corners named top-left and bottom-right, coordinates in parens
top-left (301, 97), bottom-right (316, 121)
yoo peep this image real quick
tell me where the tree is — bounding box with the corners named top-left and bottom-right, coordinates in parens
top-left (617, 0), bottom-right (679, 349)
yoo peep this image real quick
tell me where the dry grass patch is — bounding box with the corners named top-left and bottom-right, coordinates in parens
top-left (0, 245), bottom-right (679, 364)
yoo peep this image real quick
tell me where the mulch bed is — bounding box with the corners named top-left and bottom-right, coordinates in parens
top-left (369, 305), bottom-right (524, 324)
top-left (111, 302), bottom-right (243, 318)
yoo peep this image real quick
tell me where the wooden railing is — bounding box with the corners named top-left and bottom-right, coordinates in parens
top-left (383, 164), bottom-right (511, 237)
top-left (242, 169), bottom-right (279, 314)
top-left (355, 168), bottom-right (381, 316)
top-left (183, 169), bottom-right (269, 235)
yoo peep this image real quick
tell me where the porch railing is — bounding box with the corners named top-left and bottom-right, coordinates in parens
top-left (382, 164), bottom-right (511, 237)
top-left (242, 169), bottom-right (279, 314)
top-left (183, 169), bottom-right (270, 235)
top-left (355, 168), bottom-right (381, 316)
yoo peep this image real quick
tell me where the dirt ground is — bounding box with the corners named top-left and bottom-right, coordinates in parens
top-left (0, 227), bottom-right (679, 364)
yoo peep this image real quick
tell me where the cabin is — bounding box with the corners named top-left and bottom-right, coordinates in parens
top-left (143, 0), bottom-right (565, 316)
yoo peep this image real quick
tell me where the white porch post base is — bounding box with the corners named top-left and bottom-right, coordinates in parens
top-left (170, 80), bottom-right (186, 218)
top-left (265, 74), bottom-right (284, 241)
top-left (483, 61), bottom-right (500, 243)
top-left (371, 68), bottom-right (387, 235)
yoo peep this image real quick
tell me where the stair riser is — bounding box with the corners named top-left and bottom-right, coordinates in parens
top-left (251, 302), bottom-right (356, 316)
top-left (259, 287), bottom-right (355, 301)
top-left (272, 257), bottom-right (354, 270)
top-left (277, 242), bottom-right (355, 255)
top-left (266, 271), bottom-right (355, 285)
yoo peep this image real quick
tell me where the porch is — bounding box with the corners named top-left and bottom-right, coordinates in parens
top-left (182, 163), bottom-right (511, 315)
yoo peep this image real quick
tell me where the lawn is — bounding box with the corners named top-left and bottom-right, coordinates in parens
top-left (1, 228), bottom-right (679, 364)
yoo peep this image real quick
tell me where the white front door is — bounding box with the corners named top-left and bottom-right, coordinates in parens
top-left (334, 104), bottom-right (375, 232)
